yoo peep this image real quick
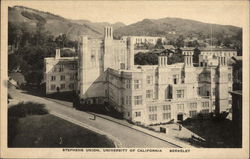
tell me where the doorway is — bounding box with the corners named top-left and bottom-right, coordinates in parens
top-left (177, 114), bottom-right (183, 121)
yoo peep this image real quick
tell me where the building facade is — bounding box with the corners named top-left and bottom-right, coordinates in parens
top-left (44, 26), bottom-right (234, 126)
top-left (44, 49), bottom-right (78, 94)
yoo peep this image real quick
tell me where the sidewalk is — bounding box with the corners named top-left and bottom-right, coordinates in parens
top-left (88, 112), bottom-right (197, 148)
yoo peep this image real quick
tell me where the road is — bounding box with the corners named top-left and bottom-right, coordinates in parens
top-left (8, 88), bottom-right (178, 148)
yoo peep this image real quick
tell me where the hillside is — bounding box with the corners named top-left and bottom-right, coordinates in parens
top-left (8, 6), bottom-right (125, 40)
top-left (9, 6), bottom-right (242, 45)
top-left (114, 17), bottom-right (242, 40)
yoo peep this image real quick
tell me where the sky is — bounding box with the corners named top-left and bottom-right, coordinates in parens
top-left (7, 0), bottom-right (248, 27)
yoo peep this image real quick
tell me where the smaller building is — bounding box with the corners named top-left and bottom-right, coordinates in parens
top-left (121, 36), bottom-right (167, 46)
top-left (198, 48), bottom-right (237, 67)
top-left (44, 49), bottom-right (78, 94)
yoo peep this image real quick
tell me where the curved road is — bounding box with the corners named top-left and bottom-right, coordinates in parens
top-left (9, 88), bottom-right (178, 148)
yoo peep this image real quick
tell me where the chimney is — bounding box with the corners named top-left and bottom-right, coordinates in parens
top-left (104, 26), bottom-right (113, 39)
top-left (182, 50), bottom-right (194, 67)
top-left (158, 54), bottom-right (167, 67)
top-left (55, 49), bottom-right (60, 59)
top-left (218, 56), bottom-right (227, 66)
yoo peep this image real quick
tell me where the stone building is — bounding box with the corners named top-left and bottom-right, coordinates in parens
top-left (44, 49), bottom-right (78, 94)
top-left (76, 27), bottom-right (233, 125)
top-left (44, 26), bottom-right (234, 126)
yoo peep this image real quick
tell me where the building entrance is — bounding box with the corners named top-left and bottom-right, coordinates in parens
top-left (177, 114), bottom-right (183, 121)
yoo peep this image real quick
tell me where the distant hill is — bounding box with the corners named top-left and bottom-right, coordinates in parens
top-left (114, 17), bottom-right (242, 40)
top-left (9, 6), bottom-right (241, 44)
top-left (8, 6), bottom-right (126, 40)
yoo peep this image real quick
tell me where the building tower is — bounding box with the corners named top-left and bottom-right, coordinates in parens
top-left (127, 37), bottom-right (134, 70)
top-left (183, 50), bottom-right (197, 99)
top-left (103, 26), bottom-right (114, 70)
top-left (216, 55), bottom-right (229, 113)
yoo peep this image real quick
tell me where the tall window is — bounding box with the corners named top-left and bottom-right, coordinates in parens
top-left (126, 79), bottom-right (131, 89)
top-left (163, 105), bottom-right (171, 111)
top-left (51, 76), bottom-right (56, 81)
top-left (173, 74), bottom-right (179, 84)
top-left (190, 103), bottom-right (197, 109)
top-left (149, 114), bottom-right (157, 121)
top-left (135, 112), bottom-right (141, 117)
top-left (134, 96), bottom-right (142, 105)
top-left (176, 90), bottom-right (184, 98)
top-left (149, 106), bottom-right (157, 112)
top-left (163, 113), bottom-right (171, 120)
top-left (60, 75), bottom-right (65, 81)
top-left (125, 96), bottom-right (131, 105)
top-left (134, 80), bottom-right (141, 89)
top-left (146, 76), bottom-right (153, 85)
top-left (202, 102), bottom-right (209, 108)
top-left (146, 90), bottom-right (153, 99)
top-left (59, 64), bottom-right (64, 72)
top-left (189, 110), bottom-right (197, 117)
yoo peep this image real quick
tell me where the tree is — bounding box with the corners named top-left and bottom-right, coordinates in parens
top-left (154, 39), bottom-right (164, 49)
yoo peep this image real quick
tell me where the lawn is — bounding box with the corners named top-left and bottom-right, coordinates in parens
top-left (8, 102), bottom-right (115, 147)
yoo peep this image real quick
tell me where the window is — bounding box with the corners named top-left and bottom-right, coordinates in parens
top-left (173, 74), bottom-right (179, 84)
top-left (177, 104), bottom-right (184, 111)
top-left (149, 106), bottom-right (157, 112)
top-left (176, 90), bottom-right (184, 98)
top-left (70, 74), bottom-right (75, 80)
top-left (189, 110), bottom-right (197, 117)
top-left (60, 84), bottom-right (65, 89)
top-left (72, 64), bottom-right (77, 69)
top-left (60, 75), bottom-right (65, 81)
top-left (190, 103), bottom-right (197, 109)
top-left (51, 76), bottom-right (56, 81)
top-left (202, 102), bottom-right (209, 108)
top-left (134, 80), bottom-right (141, 89)
top-left (69, 83), bottom-right (74, 89)
top-left (59, 65), bottom-right (64, 72)
top-left (197, 87), bottom-right (201, 95)
top-left (212, 88), bottom-right (216, 96)
top-left (163, 105), bottom-right (171, 111)
top-left (134, 96), bottom-right (142, 105)
top-left (135, 112), bottom-right (141, 117)
top-left (149, 114), bottom-right (157, 121)
top-left (146, 76), bottom-right (153, 85)
top-left (125, 96), bottom-right (131, 105)
top-left (53, 67), bottom-right (57, 72)
top-left (228, 73), bottom-right (232, 81)
top-left (50, 84), bottom-right (56, 90)
top-left (146, 90), bottom-right (153, 99)
top-left (126, 79), bottom-right (131, 89)
top-left (163, 113), bottom-right (171, 120)
top-left (120, 63), bottom-right (125, 69)
top-left (201, 109), bottom-right (209, 114)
